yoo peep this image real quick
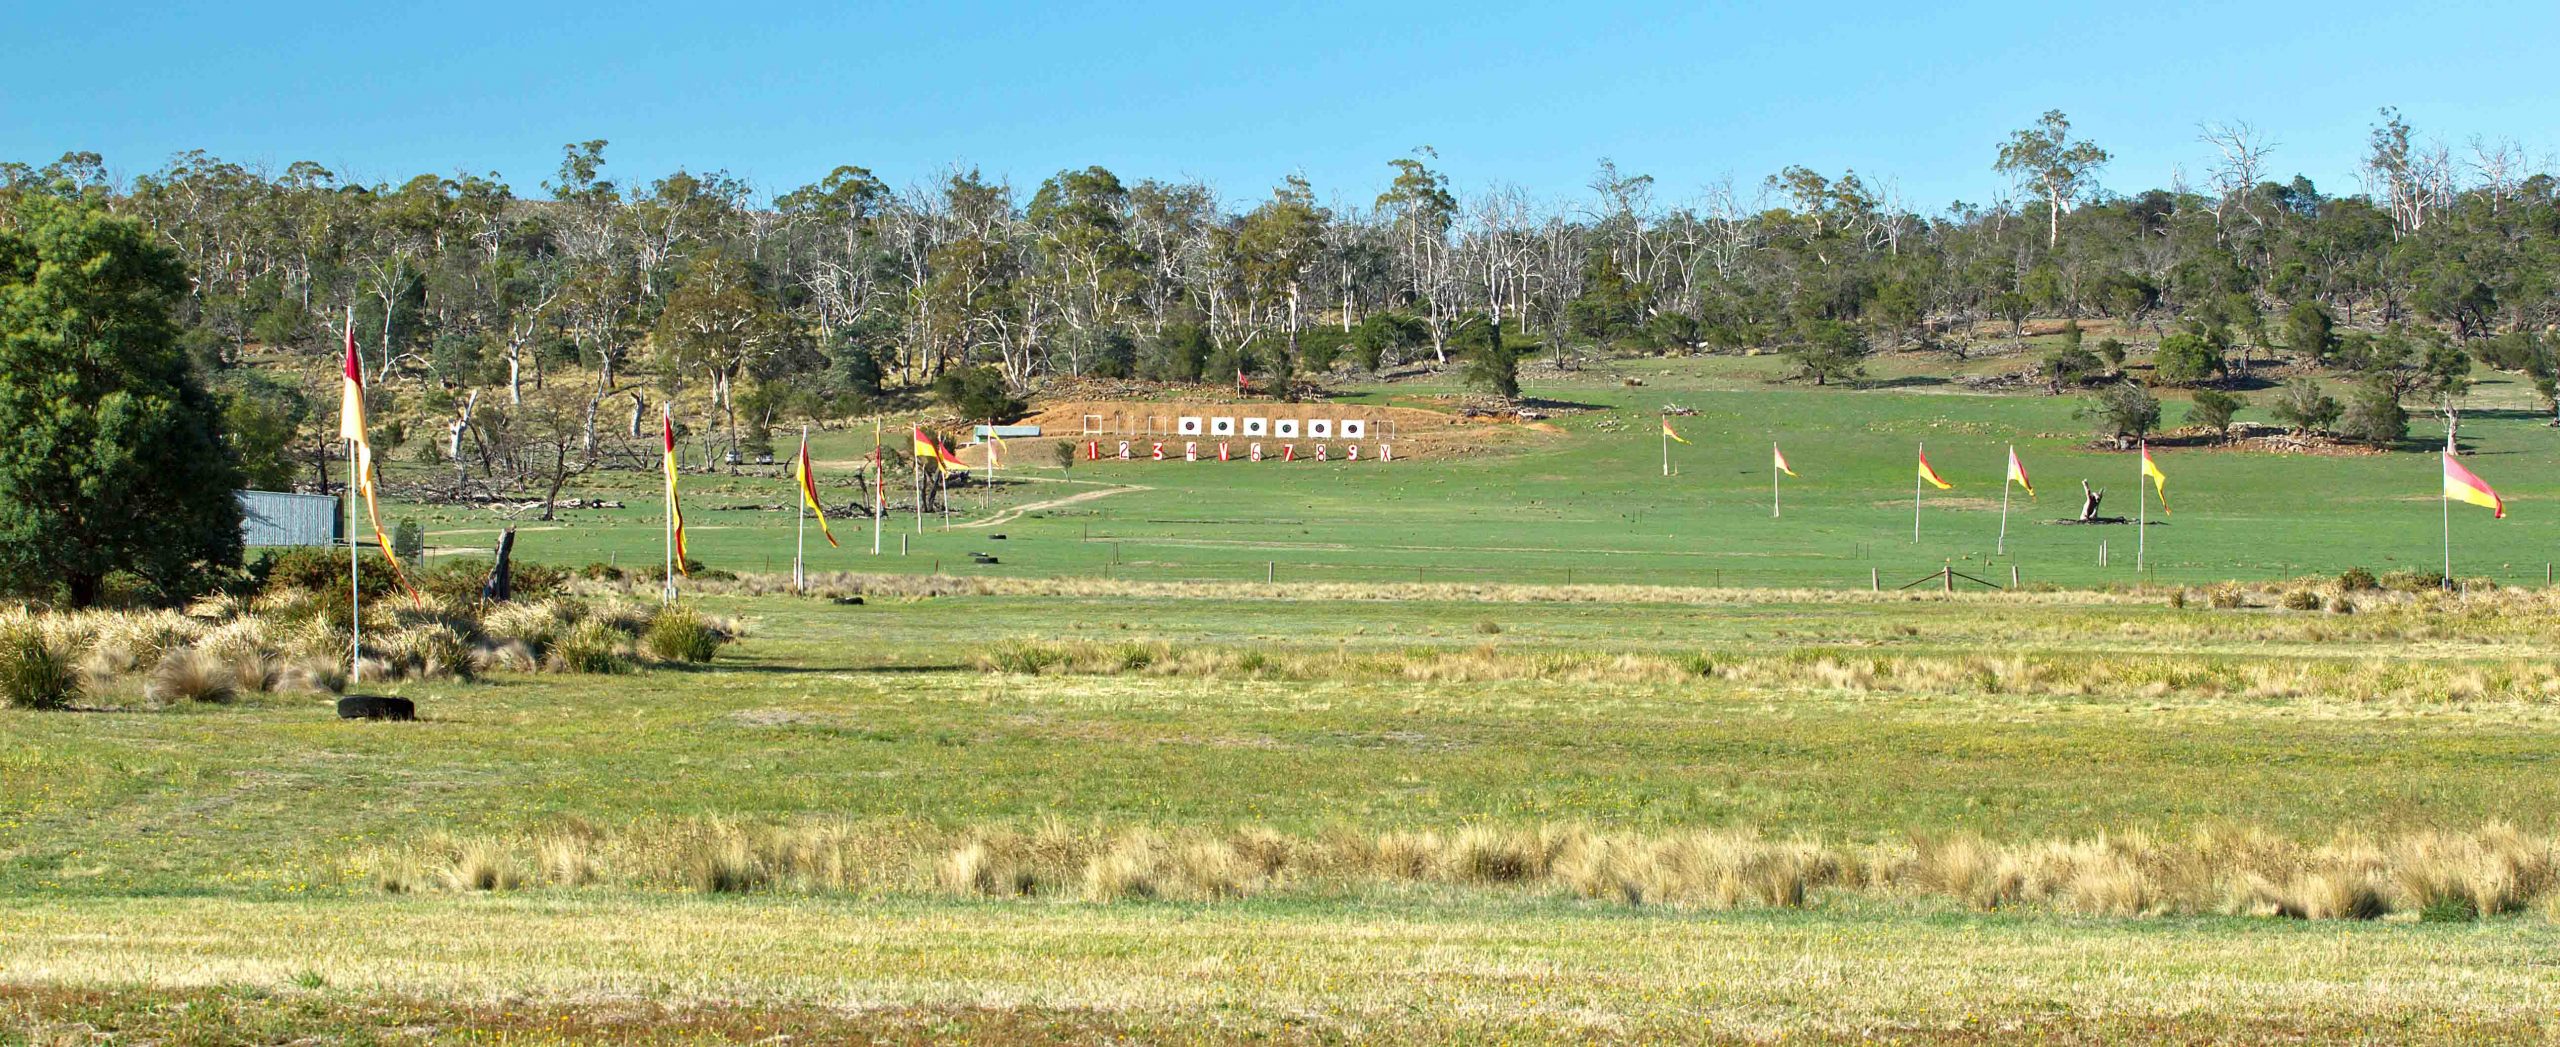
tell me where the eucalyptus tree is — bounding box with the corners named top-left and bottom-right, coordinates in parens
top-left (1376, 152), bottom-right (1458, 361)
top-left (1232, 175), bottom-right (1330, 385)
top-left (1027, 165), bottom-right (1145, 373)
top-left (1995, 110), bottom-right (2111, 249)
top-left (774, 164), bottom-right (894, 344)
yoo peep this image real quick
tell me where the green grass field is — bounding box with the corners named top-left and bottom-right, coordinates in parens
top-left (9, 583), bottom-right (2560, 1042)
top-left (389, 357), bottom-right (2560, 594)
top-left (13, 366), bottom-right (2560, 1043)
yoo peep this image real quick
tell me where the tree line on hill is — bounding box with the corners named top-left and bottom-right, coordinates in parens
top-left (5, 109), bottom-right (2559, 602)
top-left (5, 110), bottom-right (2558, 437)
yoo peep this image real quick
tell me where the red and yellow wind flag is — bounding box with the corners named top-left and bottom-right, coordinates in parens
top-left (1773, 443), bottom-right (1796, 477)
top-left (662, 407), bottom-right (689, 575)
top-left (2443, 452), bottom-right (2505, 518)
top-left (2140, 443), bottom-right (2169, 515)
top-left (796, 431), bottom-right (838, 548)
top-left (2006, 446), bottom-right (2035, 497)
top-left (1916, 447), bottom-right (1953, 490)
top-left (912, 427), bottom-right (965, 468)
top-left (1661, 419), bottom-right (1690, 445)
top-left (337, 316), bottom-right (416, 597)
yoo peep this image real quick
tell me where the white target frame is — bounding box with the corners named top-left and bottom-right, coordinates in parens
top-left (1243, 417), bottom-right (1269, 436)
top-left (1308, 419), bottom-right (1334, 439)
top-left (1274, 419), bottom-right (1300, 438)
top-left (1340, 419), bottom-right (1367, 439)
top-left (1178, 416), bottom-right (1204, 436)
top-left (1210, 416), bottom-right (1236, 436)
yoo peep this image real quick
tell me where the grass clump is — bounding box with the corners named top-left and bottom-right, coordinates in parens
top-left (144, 649), bottom-right (236, 705)
top-left (641, 605), bottom-right (727, 664)
top-left (0, 618), bottom-right (80, 710)
top-left (546, 620), bottom-right (633, 675)
top-left (2281, 590), bottom-right (2322, 611)
top-left (360, 816), bottom-right (2560, 922)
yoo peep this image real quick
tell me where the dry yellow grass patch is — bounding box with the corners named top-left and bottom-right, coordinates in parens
top-left (358, 818), bottom-right (2560, 922)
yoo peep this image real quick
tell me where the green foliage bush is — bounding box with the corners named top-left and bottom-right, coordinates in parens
top-left (2272, 378), bottom-right (2343, 434)
top-left (255, 549), bottom-right (404, 601)
top-left (932, 365), bottom-right (1027, 423)
top-left (418, 558), bottom-right (566, 604)
top-left (2338, 567), bottom-right (2379, 592)
top-left (2186, 390), bottom-right (2245, 441)
top-left (391, 520), bottom-right (427, 563)
top-left (2337, 381), bottom-right (2410, 447)
top-left (2080, 382), bottom-right (2160, 443)
top-left (2280, 590), bottom-right (2322, 611)
top-left (2153, 332), bottom-right (2228, 386)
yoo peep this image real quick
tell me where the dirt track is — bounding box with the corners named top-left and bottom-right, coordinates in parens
top-left (957, 480), bottom-right (1149, 529)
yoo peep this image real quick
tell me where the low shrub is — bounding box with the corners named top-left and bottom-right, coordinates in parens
top-left (2338, 566), bottom-right (2379, 591)
top-left (2281, 590), bottom-right (2322, 611)
top-left (2380, 569), bottom-right (2446, 593)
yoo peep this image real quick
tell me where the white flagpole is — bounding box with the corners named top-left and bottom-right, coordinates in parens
top-left (1998, 446), bottom-right (2012, 555)
top-left (2136, 448), bottom-right (2147, 575)
top-left (1771, 444), bottom-right (1780, 518)
top-left (872, 421), bottom-right (883, 556)
top-left (1913, 443), bottom-right (1923, 543)
top-left (1661, 424), bottom-right (1668, 478)
top-left (795, 424), bottom-right (808, 593)
top-left (663, 405), bottom-right (677, 605)
top-left (345, 304), bottom-right (362, 687)
top-left (2443, 432), bottom-right (2454, 584)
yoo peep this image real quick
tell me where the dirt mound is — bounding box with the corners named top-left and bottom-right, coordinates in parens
top-left (1009, 398), bottom-right (1551, 459)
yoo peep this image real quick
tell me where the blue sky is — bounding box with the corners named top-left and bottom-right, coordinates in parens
top-left (6, 1), bottom-right (2556, 213)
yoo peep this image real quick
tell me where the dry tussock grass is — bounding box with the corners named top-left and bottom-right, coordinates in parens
top-left (971, 637), bottom-right (2560, 705)
top-left (665, 570), bottom-right (2165, 608)
top-left (360, 818), bottom-right (2560, 921)
top-left (0, 594), bottom-right (731, 706)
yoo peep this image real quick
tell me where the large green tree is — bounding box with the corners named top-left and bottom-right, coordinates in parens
top-left (0, 191), bottom-right (243, 606)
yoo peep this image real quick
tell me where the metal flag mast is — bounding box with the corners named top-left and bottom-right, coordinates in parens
top-left (1998, 444), bottom-right (2013, 556)
top-left (794, 423), bottom-right (809, 593)
top-left (872, 421), bottom-right (883, 556)
top-left (343, 304), bottom-right (362, 686)
top-left (1912, 442), bottom-right (1924, 543)
top-left (1771, 443), bottom-right (1781, 519)
top-left (662, 404), bottom-right (678, 605)
top-left (2135, 443), bottom-right (2147, 574)
top-left (2442, 430), bottom-right (2454, 584)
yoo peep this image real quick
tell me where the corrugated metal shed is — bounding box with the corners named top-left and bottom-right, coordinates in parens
top-left (238, 490), bottom-right (342, 547)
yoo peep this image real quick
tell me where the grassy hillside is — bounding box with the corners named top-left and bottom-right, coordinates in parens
top-left (382, 357), bottom-right (2560, 592)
